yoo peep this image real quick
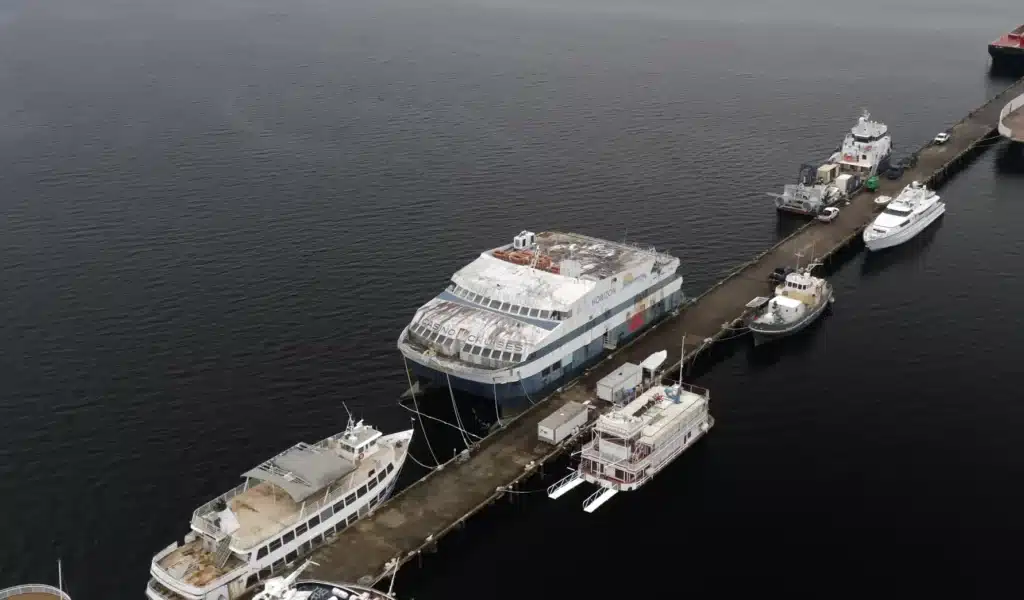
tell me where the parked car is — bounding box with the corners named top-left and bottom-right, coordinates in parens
top-left (933, 132), bottom-right (951, 145)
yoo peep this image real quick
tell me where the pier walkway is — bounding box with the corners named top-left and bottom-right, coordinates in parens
top-left (306, 75), bottom-right (1024, 587)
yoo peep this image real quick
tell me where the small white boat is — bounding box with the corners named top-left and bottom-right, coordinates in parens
top-left (874, 195), bottom-right (892, 206)
top-left (816, 207), bottom-right (840, 223)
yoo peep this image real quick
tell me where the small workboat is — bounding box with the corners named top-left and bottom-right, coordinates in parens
top-left (747, 263), bottom-right (833, 345)
top-left (816, 207), bottom-right (839, 223)
top-left (874, 195), bottom-right (892, 206)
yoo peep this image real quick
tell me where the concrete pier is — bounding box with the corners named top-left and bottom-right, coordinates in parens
top-left (305, 75), bottom-right (1024, 587)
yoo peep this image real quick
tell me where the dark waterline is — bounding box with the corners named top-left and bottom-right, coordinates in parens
top-left (1, 0), bottom-right (1022, 598)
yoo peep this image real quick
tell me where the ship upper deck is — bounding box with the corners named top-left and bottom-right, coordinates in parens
top-left (991, 25), bottom-right (1024, 48)
top-left (452, 231), bottom-right (677, 312)
top-left (596, 383), bottom-right (707, 441)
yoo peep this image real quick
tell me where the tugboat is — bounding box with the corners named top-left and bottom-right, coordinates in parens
top-left (747, 262), bottom-right (833, 345)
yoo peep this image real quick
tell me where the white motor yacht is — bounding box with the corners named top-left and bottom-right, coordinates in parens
top-left (862, 181), bottom-right (944, 251)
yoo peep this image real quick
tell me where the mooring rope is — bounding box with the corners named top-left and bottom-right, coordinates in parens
top-left (402, 356), bottom-right (441, 466)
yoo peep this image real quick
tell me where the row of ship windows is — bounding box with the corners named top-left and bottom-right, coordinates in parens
top-left (447, 283), bottom-right (571, 321)
top-left (245, 485), bottom-right (391, 589)
top-left (254, 462), bottom-right (394, 561)
top-left (409, 323), bottom-right (524, 363)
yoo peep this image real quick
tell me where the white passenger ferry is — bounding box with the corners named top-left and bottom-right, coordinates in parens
top-left (146, 418), bottom-right (412, 600)
top-left (548, 378), bottom-right (713, 512)
top-left (398, 230), bottom-right (683, 403)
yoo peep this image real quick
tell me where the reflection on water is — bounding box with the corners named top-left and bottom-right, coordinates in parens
top-left (987, 61), bottom-right (1024, 82)
top-left (995, 142), bottom-right (1024, 177)
top-left (744, 309), bottom-right (833, 369)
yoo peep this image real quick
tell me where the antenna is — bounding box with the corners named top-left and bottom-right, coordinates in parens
top-left (342, 402), bottom-right (354, 429)
top-left (58, 559), bottom-right (63, 594)
top-left (679, 333), bottom-right (685, 385)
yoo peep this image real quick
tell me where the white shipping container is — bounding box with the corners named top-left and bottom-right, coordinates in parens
top-left (835, 174), bottom-right (856, 195)
top-left (538, 401), bottom-right (588, 445)
top-left (596, 363), bottom-right (642, 403)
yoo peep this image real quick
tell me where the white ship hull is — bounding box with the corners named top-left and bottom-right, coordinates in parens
top-left (864, 202), bottom-right (945, 251)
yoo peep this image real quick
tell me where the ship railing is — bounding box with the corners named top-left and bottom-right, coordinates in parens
top-left (190, 480), bottom-right (252, 539)
top-left (150, 554), bottom-right (247, 600)
top-left (145, 579), bottom-right (186, 600)
top-left (0, 585), bottom-right (73, 600)
top-left (675, 381), bottom-right (711, 399)
top-left (580, 448), bottom-right (651, 473)
top-left (230, 463), bottom-right (390, 551)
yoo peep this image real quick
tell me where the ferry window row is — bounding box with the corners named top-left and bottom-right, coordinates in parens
top-left (540, 358), bottom-right (570, 377)
top-left (467, 344), bottom-right (522, 363)
top-left (255, 462), bottom-right (395, 561)
top-left (247, 486), bottom-right (395, 589)
top-left (447, 283), bottom-right (570, 320)
top-left (409, 323), bottom-right (523, 364)
top-left (789, 283), bottom-right (810, 290)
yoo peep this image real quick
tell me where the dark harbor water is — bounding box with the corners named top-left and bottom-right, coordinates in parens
top-left (2, 0), bottom-right (1023, 597)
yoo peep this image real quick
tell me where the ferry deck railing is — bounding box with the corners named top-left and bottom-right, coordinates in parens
top-left (192, 442), bottom-right (400, 551)
top-left (0, 586), bottom-right (72, 600)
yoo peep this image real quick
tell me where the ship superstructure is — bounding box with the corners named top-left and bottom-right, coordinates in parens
top-left (146, 419), bottom-right (412, 600)
top-left (397, 230), bottom-right (683, 403)
top-left (827, 111), bottom-right (892, 178)
top-left (770, 111), bottom-right (891, 215)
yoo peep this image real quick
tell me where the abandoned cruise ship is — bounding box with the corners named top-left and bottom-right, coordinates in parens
top-left (398, 230), bottom-right (683, 403)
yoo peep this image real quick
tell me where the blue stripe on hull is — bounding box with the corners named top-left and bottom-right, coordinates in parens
top-left (408, 290), bottom-right (683, 405)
